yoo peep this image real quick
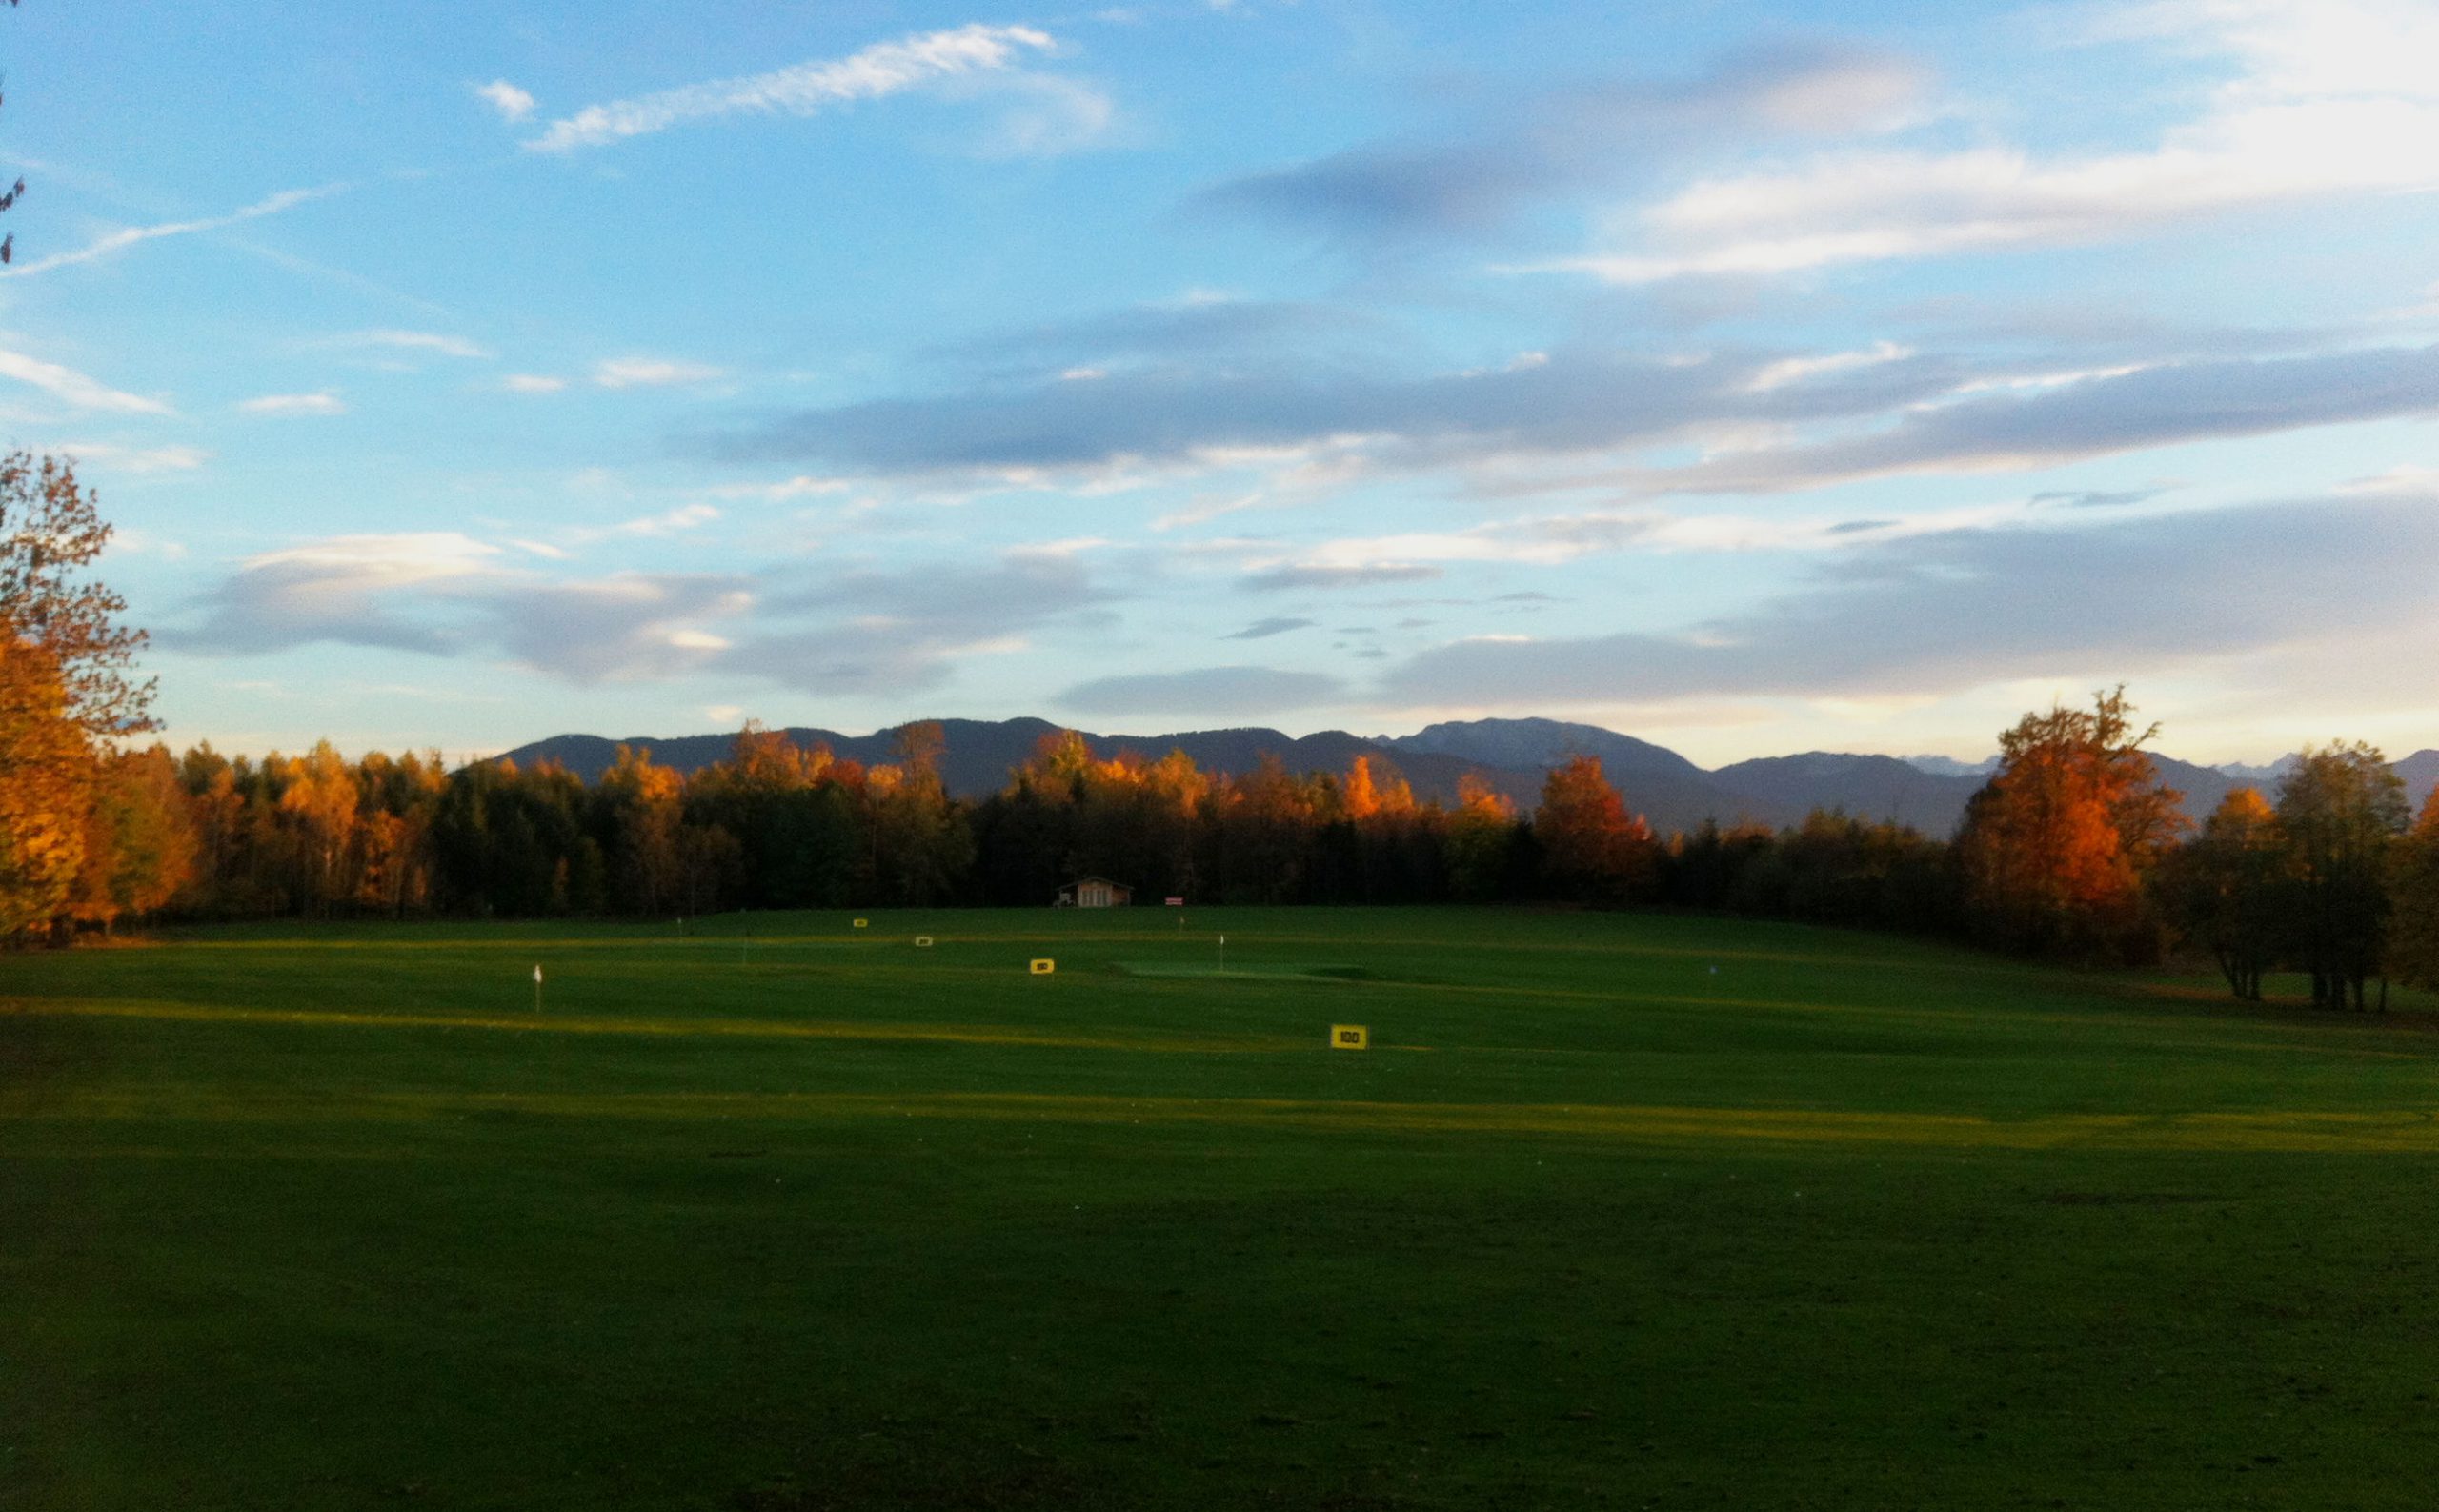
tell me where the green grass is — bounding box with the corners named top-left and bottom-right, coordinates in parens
top-left (9, 906), bottom-right (2439, 1510)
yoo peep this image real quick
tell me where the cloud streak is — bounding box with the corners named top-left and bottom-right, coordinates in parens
top-left (525, 24), bottom-right (1056, 152)
top-left (0, 348), bottom-right (173, 414)
top-left (703, 323), bottom-right (2439, 499)
top-left (239, 391), bottom-right (347, 416)
top-left (1, 184), bottom-right (344, 278)
top-left (336, 329), bottom-right (493, 360)
top-left (1665, 342), bottom-right (2439, 494)
top-left (595, 356), bottom-right (724, 389)
top-left (698, 344), bottom-right (1970, 479)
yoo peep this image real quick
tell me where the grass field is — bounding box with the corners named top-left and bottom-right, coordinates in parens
top-left (10, 907), bottom-right (2439, 1510)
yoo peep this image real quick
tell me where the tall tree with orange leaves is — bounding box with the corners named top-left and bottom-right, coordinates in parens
top-left (1443, 774), bottom-right (1524, 902)
top-left (1955, 687), bottom-right (2185, 962)
top-left (1534, 755), bottom-right (1657, 907)
top-left (2, 454), bottom-right (159, 940)
top-left (0, 639), bottom-right (85, 938)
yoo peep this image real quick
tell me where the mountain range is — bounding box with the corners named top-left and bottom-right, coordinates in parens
top-left (498, 717), bottom-right (2439, 841)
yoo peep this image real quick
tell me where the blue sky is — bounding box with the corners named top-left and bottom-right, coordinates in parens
top-left (6, 0), bottom-right (2437, 765)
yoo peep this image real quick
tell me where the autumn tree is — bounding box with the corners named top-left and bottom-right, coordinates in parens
top-left (2388, 787), bottom-right (2439, 993)
top-left (2, 454), bottom-right (156, 743)
top-left (598, 744), bottom-right (688, 915)
top-left (2160, 787), bottom-right (2286, 1001)
top-left (66, 746), bottom-right (199, 932)
top-left (1, 455), bottom-right (158, 940)
top-left (1443, 774), bottom-right (1523, 902)
top-left (1533, 755), bottom-right (1656, 906)
top-left (1954, 687), bottom-right (2184, 962)
top-left (0, 640), bottom-right (85, 937)
top-left (869, 721), bottom-right (974, 905)
top-left (277, 742), bottom-right (362, 915)
top-left (2275, 743), bottom-right (2409, 1010)
top-left (687, 724), bottom-right (858, 908)
top-left (1209, 754), bottom-right (1317, 903)
top-left (353, 750), bottom-right (444, 917)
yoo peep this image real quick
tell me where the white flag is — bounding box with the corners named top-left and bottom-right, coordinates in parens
top-left (533, 965), bottom-right (544, 984)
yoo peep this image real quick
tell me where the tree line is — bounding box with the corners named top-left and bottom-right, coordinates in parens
top-left (28, 721), bottom-right (1957, 933)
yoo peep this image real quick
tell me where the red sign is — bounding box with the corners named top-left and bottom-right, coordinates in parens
top-left (1165, 897), bottom-right (1185, 906)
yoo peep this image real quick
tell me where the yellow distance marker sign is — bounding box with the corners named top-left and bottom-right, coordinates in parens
top-left (853, 918), bottom-right (869, 929)
top-left (1030, 958), bottom-right (1057, 976)
top-left (915, 937), bottom-right (934, 948)
top-left (1330, 1024), bottom-right (1369, 1050)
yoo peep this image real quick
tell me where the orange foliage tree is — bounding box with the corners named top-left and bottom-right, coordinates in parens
top-left (1534, 755), bottom-right (1657, 906)
top-left (1443, 774), bottom-right (1522, 902)
top-left (1954, 687), bottom-right (2184, 961)
top-left (1, 454), bottom-right (160, 941)
top-left (0, 638), bottom-right (86, 937)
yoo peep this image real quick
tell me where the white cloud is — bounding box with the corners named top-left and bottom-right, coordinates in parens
top-left (2086, 0), bottom-right (2439, 104)
top-left (502, 373), bottom-right (568, 393)
top-left (568, 503), bottom-right (722, 542)
top-left (525, 23), bottom-right (1056, 153)
top-left (959, 71), bottom-right (1118, 159)
top-left (0, 348), bottom-right (174, 414)
top-left (245, 532), bottom-right (505, 588)
top-left (2342, 463), bottom-right (2439, 494)
top-left (1554, 0), bottom-right (2439, 281)
top-left (240, 391), bottom-right (347, 416)
top-left (1744, 341), bottom-right (1911, 393)
top-left (47, 442), bottom-right (211, 474)
top-left (109, 528), bottom-right (189, 560)
top-left (474, 79), bottom-right (536, 122)
top-left (705, 474), bottom-right (850, 500)
top-left (338, 329), bottom-right (492, 360)
top-left (593, 356), bottom-right (725, 389)
top-left (0, 184), bottom-right (344, 278)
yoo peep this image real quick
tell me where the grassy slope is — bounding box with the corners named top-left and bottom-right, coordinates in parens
top-left (7, 907), bottom-right (2439, 1510)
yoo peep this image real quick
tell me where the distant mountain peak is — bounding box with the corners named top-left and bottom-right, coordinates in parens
top-left (1898, 753), bottom-right (2000, 778)
top-left (1387, 716), bottom-right (1706, 780)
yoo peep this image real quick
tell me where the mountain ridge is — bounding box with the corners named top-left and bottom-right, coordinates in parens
top-left (495, 720), bottom-right (2439, 838)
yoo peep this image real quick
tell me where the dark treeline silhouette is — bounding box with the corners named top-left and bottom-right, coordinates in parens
top-left (19, 685), bottom-right (2439, 1013)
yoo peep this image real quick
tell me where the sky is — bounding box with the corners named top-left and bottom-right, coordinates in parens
top-left (5, 0), bottom-right (2438, 767)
